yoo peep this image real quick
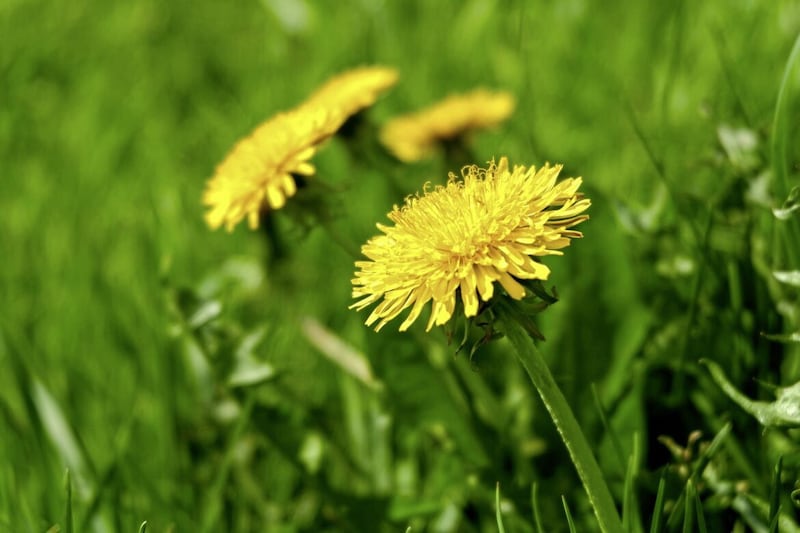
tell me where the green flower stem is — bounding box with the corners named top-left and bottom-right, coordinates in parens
top-left (496, 305), bottom-right (623, 533)
top-left (319, 219), bottom-right (361, 259)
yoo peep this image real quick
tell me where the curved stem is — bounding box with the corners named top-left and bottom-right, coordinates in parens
top-left (496, 305), bottom-right (623, 533)
top-left (318, 218), bottom-right (361, 259)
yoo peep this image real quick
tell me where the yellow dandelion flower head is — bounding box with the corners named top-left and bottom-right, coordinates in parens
top-left (380, 89), bottom-right (516, 162)
top-left (304, 66), bottom-right (399, 124)
top-left (203, 105), bottom-right (343, 231)
top-left (351, 157), bottom-right (590, 332)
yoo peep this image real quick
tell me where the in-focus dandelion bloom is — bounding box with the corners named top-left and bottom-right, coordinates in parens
top-left (203, 106), bottom-right (342, 231)
top-left (380, 89), bottom-right (515, 162)
top-left (351, 157), bottom-right (590, 331)
top-left (304, 66), bottom-right (399, 128)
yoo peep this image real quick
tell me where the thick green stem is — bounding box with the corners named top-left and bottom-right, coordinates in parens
top-left (497, 306), bottom-right (623, 533)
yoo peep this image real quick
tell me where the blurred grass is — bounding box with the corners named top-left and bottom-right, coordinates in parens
top-left (1, 0), bottom-right (800, 531)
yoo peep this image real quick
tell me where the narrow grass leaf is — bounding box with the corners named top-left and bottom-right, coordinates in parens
top-left (63, 470), bottom-right (73, 533)
top-left (138, 521), bottom-right (147, 533)
top-left (561, 496), bottom-right (577, 533)
top-left (600, 308), bottom-right (651, 407)
top-left (31, 378), bottom-right (92, 495)
top-left (302, 316), bottom-right (382, 390)
top-left (623, 99), bottom-right (705, 251)
top-left (389, 500), bottom-right (446, 521)
top-left (78, 449), bottom-right (124, 532)
top-left (531, 482), bottom-right (544, 533)
top-left (692, 482), bottom-right (707, 533)
top-left (649, 470), bottom-right (667, 533)
top-left (622, 434), bottom-right (643, 533)
top-left (682, 481), bottom-right (695, 533)
top-left (771, 31), bottom-right (800, 263)
top-left (495, 483), bottom-right (506, 533)
top-left (768, 456), bottom-right (783, 533)
top-left (771, 30), bottom-right (800, 199)
top-left (592, 384), bottom-right (626, 473)
top-left (199, 393), bottom-right (256, 533)
top-left (742, 491), bottom-right (800, 532)
top-left (339, 373), bottom-right (369, 479)
top-left (769, 513), bottom-right (782, 533)
top-left (691, 422), bottom-right (731, 482)
top-left (666, 487), bottom-right (687, 529)
top-left (762, 331), bottom-right (800, 344)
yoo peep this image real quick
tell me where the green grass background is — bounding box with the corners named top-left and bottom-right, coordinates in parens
top-left (1, 0), bottom-right (799, 531)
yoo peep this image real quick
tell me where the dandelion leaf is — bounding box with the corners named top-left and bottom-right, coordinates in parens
top-left (702, 359), bottom-right (800, 428)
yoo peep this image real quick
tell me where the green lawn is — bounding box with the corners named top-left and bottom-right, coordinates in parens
top-left (1, 0), bottom-right (799, 531)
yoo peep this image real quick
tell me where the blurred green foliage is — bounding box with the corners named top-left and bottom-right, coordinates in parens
top-left (1, 0), bottom-right (800, 531)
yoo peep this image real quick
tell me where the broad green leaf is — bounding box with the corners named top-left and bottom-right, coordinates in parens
top-left (187, 300), bottom-right (222, 329)
top-left (772, 186), bottom-right (800, 220)
top-left (717, 124), bottom-right (760, 171)
top-left (702, 360), bottom-right (800, 427)
top-left (226, 357), bottom-right (277, 388)
top-left (227, 327), bottom-right (277, 388)
top-left (773, 270), bottom-right (800, 287)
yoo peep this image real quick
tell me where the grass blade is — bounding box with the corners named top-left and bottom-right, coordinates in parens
top-left (622, 434), bottom-right (642, 533)
top-left (562, 496), bottom-right (577, 533)
top-left (531, 482), bottom-right (544, 533)
top-left (495, 482), bottom-right (506, 533)
top-left (693, 481), bottom-right (708, 533)
top-left (592, 383), bottom-right (626, 473)
top-left (771, 33), bottom-right (800, 200)
top-left (32, 378), bottom-right (93, 497)
top-left (199, 392), bottom-right (256, 533)
top-left (64, 469), bottom-right (73, 533)
top-left (649, 470), bottom-right (667, 533)
top-left (768, 456), bottom-right (783, 533)
top-left (682, 481), bottom-right (695, 533)
top-left (771, 32), bottom-right (800, 267)
top-left (691, 422), bottom-right (732, 482)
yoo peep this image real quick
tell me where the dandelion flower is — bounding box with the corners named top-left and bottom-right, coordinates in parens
top-left (203, 66), bottom-right (398, 231)
top-left (351, 157), bottom-right (589, 331)
top-left (380, 89), bottom-right (515, 162)
top-left (203, 106), bottom-right (342, 231)
top-left (304, 66), bottom-right (399, 127)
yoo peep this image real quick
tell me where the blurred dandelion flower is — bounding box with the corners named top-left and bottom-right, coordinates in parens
top-left (203, 106), bottom-right (342, 231)
top-left (380, 89), bottom-right (515, 162)
top-left (203, 66), bottom-right (397, 232)
top-left (304, 66), bottom-right (399, 125)
top-left (351, 157), bottom-right (589, 331)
